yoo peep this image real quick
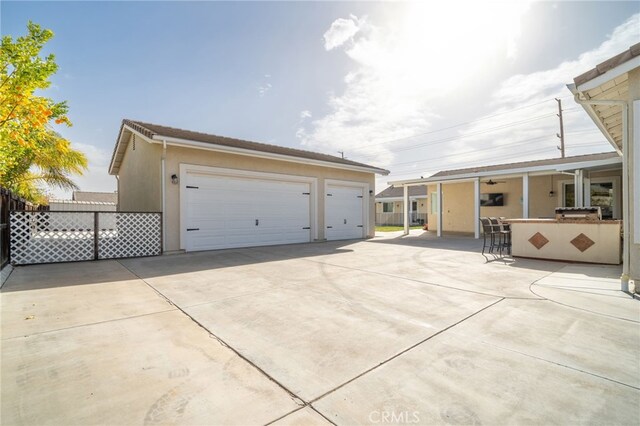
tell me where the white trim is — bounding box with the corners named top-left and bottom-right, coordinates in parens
top-left (179, 164), bottom-right (319, 250)
top-left (575, 56), bottom-right (640, 92)
top-left (324, 178), bottom-right (370, 240)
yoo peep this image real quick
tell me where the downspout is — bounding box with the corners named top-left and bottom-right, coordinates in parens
top-left (161, 140), bottom-right (167, 253)
top-left (573, 93), bottom-right (629, 293)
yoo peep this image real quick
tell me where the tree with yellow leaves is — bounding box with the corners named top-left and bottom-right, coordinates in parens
top-left (0, 21), bottom-right (87, 204)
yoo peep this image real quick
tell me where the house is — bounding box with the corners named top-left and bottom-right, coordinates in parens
top-left (375, 186), bottom-right (427, 225)
top-left (568, 43), bottom-right (639, 292)
top-left (389, 152), bottom-right (622, 236)
top-left (48, 191), bottom-right (118, 212)
top-left (72, 191), bottom-right (118, 204)
top-left (108, 119), bottom-right (389, 252)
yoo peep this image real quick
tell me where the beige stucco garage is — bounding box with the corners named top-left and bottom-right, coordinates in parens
top-left (109, 120), bottom-right (388, 253)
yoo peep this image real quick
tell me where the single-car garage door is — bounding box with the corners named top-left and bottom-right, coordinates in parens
top-left (183, 172), bottom-right (312, 251)
top-left (325, 183), bottom-right (365, 240)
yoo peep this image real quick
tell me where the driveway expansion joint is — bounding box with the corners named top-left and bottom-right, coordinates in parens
top-left (117, 260), bottom-right (308, 408)
top-left (308, 297), bottom-right (506, 405)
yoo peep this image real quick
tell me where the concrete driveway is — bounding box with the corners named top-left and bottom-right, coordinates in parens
top-left (2, 231), bottom-right (639, 425)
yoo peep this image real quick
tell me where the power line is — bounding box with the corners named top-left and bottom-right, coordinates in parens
top-left (347, 95), bottom-right (576, 151)
top-left (386, 130), bottom-right (601, 168)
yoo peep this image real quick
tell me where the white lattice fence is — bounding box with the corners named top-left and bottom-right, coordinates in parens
top-left (10, 211), bottom-right (162, 265)
top-left (10, 211), bottom-right (95, 265)
top-left (98, 213), bottom-right (161, 259)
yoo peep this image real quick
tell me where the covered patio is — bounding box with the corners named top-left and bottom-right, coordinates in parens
top-left (389, 152), bottom-right (622, 238)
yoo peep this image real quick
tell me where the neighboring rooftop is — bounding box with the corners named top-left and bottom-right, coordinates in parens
top-left (110, 119), bottom-right (389, 175)
top-left (72, 191), bottom-right (118, 204)
top-left (376, 186), bottom-right (427, 199)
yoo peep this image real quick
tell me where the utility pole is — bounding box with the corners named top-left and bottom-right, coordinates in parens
top-left (556, 98), bottom-right (565, 158)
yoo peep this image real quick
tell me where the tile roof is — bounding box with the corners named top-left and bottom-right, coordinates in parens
top-left (376, 186), bottom-right (427, 198)
top-left (429, 152), bottom-right (620, 178)
top-left (115, 119), bottom-right (389, 174)
top-left (574, 43), bottom-right (640, 86)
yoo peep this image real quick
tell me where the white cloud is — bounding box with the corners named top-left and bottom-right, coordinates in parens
top-left (299, 3), bottom-right (532, 168)
top-left (323, 15), bottom-right (362, 51)
top-left (48, 142), bottom-right (116, 199)
top-left (258, 82), bottom-right (272, 97)
top-left (446, 13), bottom-right (640, 170)
top-left (300, 110), bottom-right (312, 119)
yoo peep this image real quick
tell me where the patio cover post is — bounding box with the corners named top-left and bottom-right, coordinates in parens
top-left (403, 185), bottom-right (410, 235)
top-left (522, 173), bottom-right (529, 218)
top-left (436, 183), bottom-right (443, 237)
top-left (574, 169), bottom-right (584, 207)
top-left (474, 178), bottom-right (480, 239)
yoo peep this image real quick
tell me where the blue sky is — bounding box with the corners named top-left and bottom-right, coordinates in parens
top-left (2, 1), bottom-right (639, 197)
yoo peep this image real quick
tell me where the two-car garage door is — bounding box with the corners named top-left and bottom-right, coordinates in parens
top-left (182, 168), bottom-right (367, 252)
top-left (183, 172), bottom-right (312, 251)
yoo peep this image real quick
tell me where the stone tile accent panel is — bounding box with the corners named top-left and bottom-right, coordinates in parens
top-left (528, 232), bottom-right (549, 250)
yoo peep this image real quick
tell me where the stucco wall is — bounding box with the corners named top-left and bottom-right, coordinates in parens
top-left (117, 134), bottom-right (162, 212)
top-left (162, 146), bottom-right (376, 252)
top-left (425, 171), bottom-right (622, 233)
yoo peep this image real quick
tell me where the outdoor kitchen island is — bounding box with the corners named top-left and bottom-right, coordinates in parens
top-left (506, 208), bottom-right (622, 265)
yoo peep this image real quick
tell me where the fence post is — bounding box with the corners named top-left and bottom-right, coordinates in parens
top-left (94, 212), bottom-right (99, 260)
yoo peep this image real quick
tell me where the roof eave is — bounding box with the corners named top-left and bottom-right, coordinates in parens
top-left (149, 134), bottom-right (390, 175)
top-left (566, 83), bottom-right (622, 154)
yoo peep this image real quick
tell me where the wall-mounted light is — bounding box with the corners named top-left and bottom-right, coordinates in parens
top-left (171, 174), bottom-right (179, 185)
top-left (548, 190), bottom-right (555, 197)
top-left (369, 190), bottom-right (373, 195)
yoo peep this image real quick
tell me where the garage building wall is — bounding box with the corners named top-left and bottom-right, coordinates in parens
top-left (117, 134), bottom-right (162, 212)
top-left (163, 146), bottom-right (375, 252)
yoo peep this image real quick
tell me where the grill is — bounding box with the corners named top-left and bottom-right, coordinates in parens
top-left (555, 207), bottom-right (602, 221)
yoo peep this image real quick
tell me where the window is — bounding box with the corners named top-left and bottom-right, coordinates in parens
top-left (411, 201), bottom-right (418, 212)
top-left (382, 202), bottom-right (394, 213)
top-left (590, 181), bottom-right (614, 219)
top-left (430, 193), bottom-right (438, 214)
top-left (563, 183), bottom-right (575, 208)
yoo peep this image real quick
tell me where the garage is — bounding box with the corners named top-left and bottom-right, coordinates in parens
top-left (325, 181), bottom-right (366, 241)
top-left (110, 119), bottom-right (388, 252)
top-left (181, 167), bottom-right (316, 251)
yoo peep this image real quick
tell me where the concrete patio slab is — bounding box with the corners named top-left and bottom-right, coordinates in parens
top-left (293, 234), bottom-right (564, 298)
top-left (271, 407), bottom-right (332, 425)
top-left (531, 264), bottom-right (640, 321)
top-left (182, 264), bottom-right (499, 401)
top-left (449, 298), bottom-right (640, 388)
top-left (1, 310), bottom-right (301, 425)
top-left (312, 333), bottom-right (639, 425)
top-left (1, 261), bottom-right (173, 339)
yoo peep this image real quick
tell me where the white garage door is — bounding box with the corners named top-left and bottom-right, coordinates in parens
top-left (183, 172), bottom-right (311, 251)
top-left (325, 184), bottom-right (365, 241)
